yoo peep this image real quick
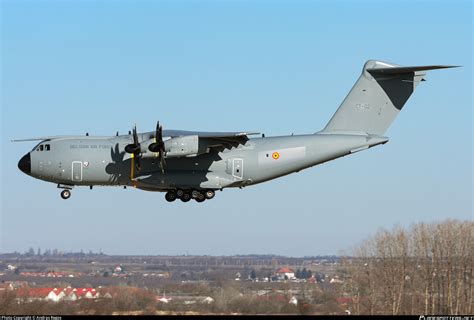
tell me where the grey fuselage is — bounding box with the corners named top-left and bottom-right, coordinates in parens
top-left (21, 132), bottom-right (388, 192)
top-left (18, 59), bottom-right (453, 195)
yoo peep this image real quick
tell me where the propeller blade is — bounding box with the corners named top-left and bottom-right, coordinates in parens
top-left (125, 125), bottom-right (141, 154)
top-left (148, 121), bottom-right (164, 153)
top-left (157, 122), bottom-right (163, 144)
top-left (156, 121), bottom-right (160, 139)
top-left (133, 125), bottom-right (139, 146)
top-left (125, 124), bottom-right (142, 172)
top-left (160, 152), bottom-right (166, 173)
top-left (148, 120), bottom-right (166, 173)
top-left (135, 154), bottom-right (141, 172)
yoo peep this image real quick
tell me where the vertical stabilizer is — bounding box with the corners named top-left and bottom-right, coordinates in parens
top-left (322, 60), bottom-right (457, 135)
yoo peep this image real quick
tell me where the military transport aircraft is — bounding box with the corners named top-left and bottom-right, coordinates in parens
top-left (14, 60), bottom-right (457, 202)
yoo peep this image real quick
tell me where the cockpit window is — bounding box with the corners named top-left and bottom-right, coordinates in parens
top-left (32, 142), bottom-right (51, 152)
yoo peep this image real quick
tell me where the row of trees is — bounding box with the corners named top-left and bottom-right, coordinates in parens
top-left (343, 219), bottom-right (473, 315)
top-left (22, 248), bottom-right (103, 257)
top-left (248, 268), bottom-right (314, 281)
top-left (295, 268), bottom-right (313, 279)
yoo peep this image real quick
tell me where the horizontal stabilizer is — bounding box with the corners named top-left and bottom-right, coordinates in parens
top-left (367, 65), bottom-right (460, 75)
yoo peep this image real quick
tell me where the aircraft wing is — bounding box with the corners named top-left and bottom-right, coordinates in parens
top-left (162, 130), bottom-right (260, 149)
top-left (11, 136), bottom-right (77, 142)
top-left (163, 130), bottom-right (259, 138)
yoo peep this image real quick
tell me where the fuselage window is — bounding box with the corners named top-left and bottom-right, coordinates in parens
top-left (45, 144), bottom-right (50, 151)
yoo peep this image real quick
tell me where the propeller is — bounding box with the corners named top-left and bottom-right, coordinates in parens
top-left (148, 121), bottom-right (166, 173)
top-left (124, 125), bottom-right (141, 172)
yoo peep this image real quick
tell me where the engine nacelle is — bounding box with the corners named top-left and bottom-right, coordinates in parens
top-left (165, 135), bottom-right (199, 158)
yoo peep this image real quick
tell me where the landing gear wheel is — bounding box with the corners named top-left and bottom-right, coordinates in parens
top-left (205, 190), bottom-right (215, 200)
top-left (176, 189), bottom-right (184, 198)
top-left (61, 189), bottom-right (71, 200)
top-left (180, 193), bottom-right (191, 202)
top-left (165, 191), bottom-right (177, 202)
top-left (191, 190), bottom-right (200, 199)
top-left (195, 195), bottom-right (205, 203)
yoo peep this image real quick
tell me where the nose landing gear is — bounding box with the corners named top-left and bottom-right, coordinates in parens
top-left (60, 189), bottom-right (71, 200)
top-left (58, 184), bottom-right (73, 200)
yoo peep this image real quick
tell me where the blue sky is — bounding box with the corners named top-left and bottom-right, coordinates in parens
top-left (1, 0), bottom-right (472, 256)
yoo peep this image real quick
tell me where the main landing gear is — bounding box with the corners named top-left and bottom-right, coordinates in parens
top-left (165, 189), bottom-right (216, 203)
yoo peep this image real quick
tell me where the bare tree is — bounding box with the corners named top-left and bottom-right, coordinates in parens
top-left (344, 219), bottom-right (473, 315)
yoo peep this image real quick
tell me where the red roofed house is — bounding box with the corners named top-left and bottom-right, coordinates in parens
top-left (275, 267), bottom-right (295, 280)
top-left (66, 288), bottom-right (98, 300)
top-left (256, 293), bottom-right (288, 303)
top-left (50, 288), bottom-right (66, 301)
top-left (16, 288), bottom-right (62, 302)
top-left (0, 283), bottom-right (14, 291)
top-left (156, 295), bottom-right (171, 303)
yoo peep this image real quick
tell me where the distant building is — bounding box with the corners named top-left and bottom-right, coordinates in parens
top-left (143, 271), bottom-right (171, 278)
top-left (156, 295), bottom-right (171, 303)
top-left (289, 296), bottom-right (298, 305)
top-left (0, 283), bottom-right (14, 291)
top-left (16, 287), bottom-right (100, 302)
top-left (336, 297), bottom-right (352, 305)
top-left (65, 288), bottom-right (98, 300)
top-left (330, 277), bottom-right (344, 284)
top-left (201, 297), bottom-right (214, 304)
top-left (16, 288), bottom-right (61, 302)
top-left (275, 267), bottom-right (295, 280)
top-left (18, 271), bottom-right (82, 278)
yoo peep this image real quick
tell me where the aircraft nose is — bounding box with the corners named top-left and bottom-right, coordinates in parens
top-left (18, 153), bottom-right (31, 175)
